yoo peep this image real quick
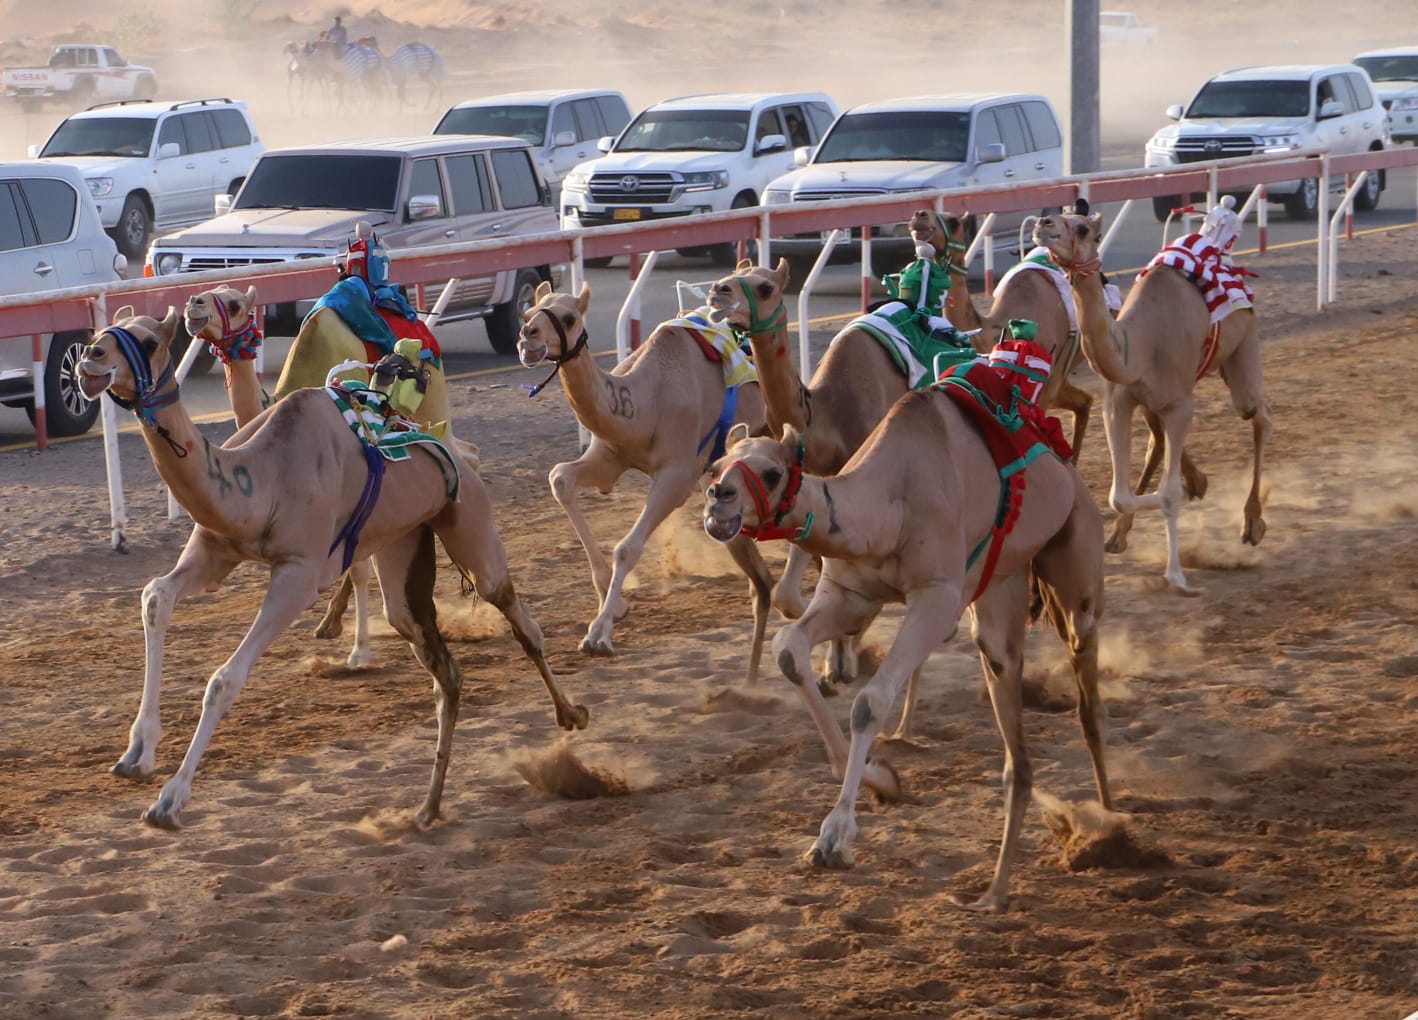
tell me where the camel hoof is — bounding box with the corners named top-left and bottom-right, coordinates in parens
top-left (1167, 578), bottom-right (1203, 598)
top-left (313, 616), bottom-right (343, 640)
top-left (111, 748), bottom-right (150, 780)
top-left (866, 758), bottom-right (902, 804)
top-left (579, 635), bottom-right (615, 656)
top-left (345, 646), bottom-right (373, 669)
top-left (806, 839), bottom-right (854, 870)
top-left (414, 807), bottom-right (438, 830)
top-left (1243, 517), bottom-right (1267, 546)
top-left (816, 678), bottom-right (840, 698)
top-left (1104, 530), bottom-right (1130, 555)
top-left (1184, 471), bottom-right (1209, 501)
top-left (141, 799), bottom-right (182, 831)
top-left (560, 703), bottom-right (591, 731)
top-left (950, 891), bottom-right (1009, 914)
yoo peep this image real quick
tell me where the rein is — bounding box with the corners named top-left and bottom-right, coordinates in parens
top-left (525, 307), bottom-right (588, 398)
top-left (102, 326), bottom-right (186, 457)
top-left (716, 437), bottom-right (814, 542)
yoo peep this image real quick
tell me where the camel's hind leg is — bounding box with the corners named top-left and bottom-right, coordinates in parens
top-left (1218, 319), bottom-right (1270, 546)
top-left (141, 557), bottom-right (324, 829)
top-left (433, 471), bottom-right (588, 733)
top-left (113, 530), bottom-right (243, 782)
top-left (1053, 380), bottom-right (1093, 464)
top-left (722, 534), bottom-right (774, 685)
top-left (1108, 409), bottom-right (1207, 554)
top-left (549, 440), bottom-right (630, 624)
top-left (312, 563), bottom-right (375, 667)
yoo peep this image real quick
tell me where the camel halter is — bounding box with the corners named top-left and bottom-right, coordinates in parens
top-left (203, 298), bottom-right (263, 365)
top-left (100, 326), bottom-right (187, 457)
top-left (1046, 220), bottom-right (1102, 280)
top-left (714, 437), bottom-right (814, 542)
top-left (524, 307), bottom-right (588, 398)
top-left (728, 277), bottom-right (788, 340)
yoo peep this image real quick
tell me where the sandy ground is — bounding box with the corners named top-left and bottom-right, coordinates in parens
top-left (2, 221), bottom-right (1418, 1018)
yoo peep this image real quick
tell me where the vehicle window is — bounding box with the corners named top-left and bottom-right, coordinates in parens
top-left (595, 96), bottom-right (631, 136)
top-left (0, 183), bottom-right (31, 252)
top-left (48, 49), bottom-right (77, 69)
top-left (571, 99), bottom-right (605, 141)
top-left (814, 110), bottom-right (971, 163)
top-left (994, 104), bottom-right (1031, 156)
top-left (805, 102), bottom-right (835, 138)
top-left (77, 49), bottom-right (96, 67)
top-left (408, 158), bottom-right (447, 216)
top-left (19, 178), bottom-right (77, 244)
top-left (1186, 80), bottom-right (1310, 118)
top-left (1345, 72), bottom-right (1374, 110)
top-left (1331, 75), bottom-right (1360, 114)
top-left (615, 109), bottom-right (751, 153)
top-left (973, 109), bottom-right (1003, 155)
top-left (755, 109), bottom-right (783, 143)
top-left (157, 116), bottom-right (189, 155)
top-left (490, 149), bottom-right (541, 208)
top-left (211, 108), bottom-right (252, 149)
top-left (444, 153), bottom-right (487, 214)
top-left (1021, 101), bottom-right (1062, 150)
top-left (179, 113), bottom-right (218, 154)
top-left (779, 105), bottom-right (812, 147)
top-left (1355, 55), bottom-right (1418, 83)
top-left (103, 48), bottom-right (126, 68)
top-left (551, 103), bottom-right (574, 140)
top-left (39, 116), bottom-right (153, 158)
top-left (234, 154), bottom-right (403, 211)
top-left (433, 105), bottom-right (548, 145)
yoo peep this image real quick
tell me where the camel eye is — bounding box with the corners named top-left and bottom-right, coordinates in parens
top-left (1075, 224), bottom-right (1089, 238)
top-left (559, 313), bottom-right (575, 330)
top-left (756, 282), bottom-right (773, 298)
top-left (945, 216), bottom-right (960, 231)
top-left (226, 299), bottom-right (239, 314)
top-left (762, 467), bottom-right (783, 490)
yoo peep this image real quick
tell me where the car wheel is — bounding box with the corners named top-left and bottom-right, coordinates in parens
top-left (1152, 195), bottom-right (1181, 223)
top-left (486, 268), bottom-right (541, 355)
top-left (1353, 167), bottom-right (1382, 212)
top-left (26, 331), bottom-right (100, 437)
top-left (1283, 177), bottom-right (1319, 220)
top-left (113, 195), bottom-right (151, 260)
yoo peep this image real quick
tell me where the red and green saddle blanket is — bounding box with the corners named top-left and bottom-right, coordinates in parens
top-left (933, 358), bottom-right (1073, 602)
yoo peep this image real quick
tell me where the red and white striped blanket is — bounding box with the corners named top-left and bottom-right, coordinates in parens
top-left (1137, 232), bottom-right (1255, 325)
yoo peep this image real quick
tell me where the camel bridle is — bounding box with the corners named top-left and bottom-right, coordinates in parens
top-left (1043, 219), bottom-right (1102, 280)
top-left (713, 437), bottom-right (814, 542)
top-left (97, 326), bottom-right (187, 457)
top-left (199, 295), bottom-right (263, 365)
top-left (728, 276), bottom-right (788, 339)
top-left (524, 305), bottom-right (588, 398)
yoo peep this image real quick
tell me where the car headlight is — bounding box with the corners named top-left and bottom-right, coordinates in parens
top-left (562, 170), bottom-right (590, 193)
top-left (86, 177), bottom-right (114, 198)
top-left (1260, 133), bottom-right (1299, 152)
top-left (154, 252), bottom-right (182, 276)
top-left (1147, 135), bottom-right (1178, 152)
top-left (762, 189), bottom-right (792, 206)
top-left (681, 170), bottom-right (729, 192)
top-left (1391, 97), bottom-right (1418, 111)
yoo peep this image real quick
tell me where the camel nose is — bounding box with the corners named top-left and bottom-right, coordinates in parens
top-left (707, 481), bottom-right (733, 502)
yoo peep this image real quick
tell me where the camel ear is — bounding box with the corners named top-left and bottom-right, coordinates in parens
top-left (735, 258), bottom-right (754, 273)
top-left (156, 307), bottom-right (180, 343)
top-left (534, 280), bottom-right (553, 303)
top-left (780, 424), bottom-right (801, 455)
top-left (114, 304), bottom-right (135, 321)
top-left (772, 256), bottom-right (790, 289)
top-left (245, 284), bottom-right (258, 306)
top-left (1089, 212), bottom-right (1104, 237)
top-left (576, 280), bottom-right (591, 314)
top-left (727, 422), bottom-right (752, 449)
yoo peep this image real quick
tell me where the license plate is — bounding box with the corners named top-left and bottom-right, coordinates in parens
top-left (612, 208), bottom-right (642, 221)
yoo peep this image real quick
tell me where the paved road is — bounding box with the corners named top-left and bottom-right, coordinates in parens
top-left (3, 165), bottom-right (1413, 451)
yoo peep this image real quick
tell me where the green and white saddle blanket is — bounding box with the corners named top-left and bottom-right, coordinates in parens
top-left (997, 247), bottom-right (1079, 335)
top-left (842, 301), bottom-right (978, 389)
top-left (325, 382), bottom-right (461, 502)
top-left (666, 307), bottom-right (758, 388)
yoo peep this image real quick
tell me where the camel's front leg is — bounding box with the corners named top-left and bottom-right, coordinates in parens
top-left (772, 545), bottom-right (813, 619)
top-left (1054, 381), bottom-right (1093, 464)
top-left (549, 442), bottom-right (629, 619)
top-left (771, 579), bottom-right (901, 801)
top-left (1220, 329), bottom-right (1270, 547)
top-left (880, 667), bottom-right (924, 742)
top-left (810, 581), bottom-right (962, 870)
top-left (581, 466), bottom-right (695, 655)
top-left (113, 532), bottom-right (240, 781)
top-left (721, 535), bottom-right (774, 685)
top-left (142, 559), bottom-right (322, 829)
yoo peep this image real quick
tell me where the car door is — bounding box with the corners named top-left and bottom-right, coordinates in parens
top-left (439, 151), bottom-right (498, 309)
top-left (209, 108), bottom-right (258, 198)
top-left (753, 106), bottom-right (798, 188)
top-left (18, 176), bottom-right (98, 287)
top-left (1312, 74), bottom-right (1351, 159)
top-left (1342, 71), bottom-right (1383, 148)
top-left (970, 108), bottom-right (1010, 189)
top-left (1021, 100), bottom-right (1064, 177)
top-left (153, 114), bottom-right (204, 226)
top-left (0, 179), bottom-right (68, 294)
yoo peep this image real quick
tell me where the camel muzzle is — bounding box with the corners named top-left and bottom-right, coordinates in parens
top-left (76, 363), bottom-right (115, 401)
top-left (703, 506), bottom-right (743, 543)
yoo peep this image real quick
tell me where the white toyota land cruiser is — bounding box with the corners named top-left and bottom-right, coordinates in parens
top-left (558, 91), bottom-right (838, 264)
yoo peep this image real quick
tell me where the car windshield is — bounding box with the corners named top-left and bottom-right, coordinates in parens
top-left (615, 109), bottom-right (750, 153)
top-left (814, 111), bottom-right (971, 163)
top-left (1186, 80), bottom-right (1311, 118)
top-left (434, 105), bottom-right (548, 145)
top-left (234, 154), bottom-right (404, 211)
top-left (39, 117), bottom-right (154, 158)
top-left (1355, 55), bottom-right (1418, 83)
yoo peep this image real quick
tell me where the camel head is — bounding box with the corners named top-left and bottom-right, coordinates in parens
top-left (1032, 206), bottom-right (1104, 272)
top-left (75, 306), bottom-right (181, 404)
top-left (706, 258), bottom-right (790, 334)
top-left (184, 285), bottom-right (258, 342)
top-left (518, 280), bottom-right (590, 367)
top-left (907, 209), bottom-right (974, 261)
top-left (703, 423), bottom-right (804, 543)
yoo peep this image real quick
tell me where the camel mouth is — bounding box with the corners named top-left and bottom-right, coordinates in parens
top-left (182, 310), bottom-right (211, 335)
top-left (704, 295), bottom-right (739, 324)
top-left (703, 511), bottom-right (743, 543)
top-left (76, 364), bottom-right (115, 401)
top-left (517, 341), bottom-right (548, 368)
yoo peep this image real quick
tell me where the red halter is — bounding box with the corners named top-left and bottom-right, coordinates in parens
top-left (714, 438), bottom-right (813, 542)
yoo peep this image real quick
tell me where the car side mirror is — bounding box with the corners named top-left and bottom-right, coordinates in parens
top-left (596, 135), bottom-right (614, 153)
top-left (1318, 99), bottom-right (1344, 120)
top-left (1165, 103), bottom-right (1184, 121)
top-left (976, 142), bottom-right (1006, 165)
top-left (157, 142), bottom-right (181, 159)
top-left (213, 193), bottom-right (233, 216)
top-left (755, 133), bottom-right (788, 155)
top-left (552, 130), bottom-right (576, 148)
top-left (792, 144), bottom-right (814, 167)
top-left (407, 194), bottom-right (443, 221)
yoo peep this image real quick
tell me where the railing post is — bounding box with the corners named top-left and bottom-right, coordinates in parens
top-left (1316, 155), bottom-right (1330, 312)
top-left (1345, 173), bottom-right (1353, 240)
top-left (758, 209), bottom-right (771, 268)
top-left (615, 250), bottom-right (660, 361)
top-left (1207, 165), bottom-right (1218, 210)
top-left (982, 220), bottom-right (995, 297)
top-left (628, 251), bottom-right (642, 351)
top-left (1258, 186), bottom-right (1269, 253)
top-left (91, 294), bottom-right (128, 552)
top-left (798, 229), bottom-right (841, 385)
top-left (860, 229), bottom-right (873, 312)
top-left (30, 334), bottom-right (45, 452)
top-left (570, 234), bottom-right (584, 291)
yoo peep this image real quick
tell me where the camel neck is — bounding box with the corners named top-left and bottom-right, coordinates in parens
top-left (778, 471), bottom-right (877, 562)
top-left (554, 337), bottom-right (633, 441)
top-left (742, 317), bottom-right (808, 435)
top-left (1070, 269), bottom-right (1139, 386)
top-left (945, 264), bottom-right (984, 332)
top-left (133, 394), bottom-right (256, 530)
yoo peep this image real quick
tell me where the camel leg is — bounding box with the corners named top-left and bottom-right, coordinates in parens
top-left (772, 545), bottom-right (813, 619)
top-left (581, 466), bottom-right (695, 655)
top-left (1155, 399), bottom-right (1197, 593)
top-left (1105, 408), bottom-right (1157, 554)
top-left (771, 578), bottom-right (901, 800)
top-left (141, 559), bottom-right (323, 828)
top-left (549, 441), bottom-right (630, 621)
top-left (113, 531), bottom-right (241, 781)
top-left (721, 534), bottom-right (774, 685)
top-left (313, 573), bottom-right (352, 639)
top-left (809, 580), bottom-right (964, 869)
top-left (1054, 381), bottom-right (1093, 464)
top-left (432, 470), bottom-right (587, 733)
top-left (311, 563), bottom-right (374, 667)
top-left (954, 572), bottom-right (1033, 913)
top-left (880, 667), bottom-right (925, 742)
top-left (1219, 328), bottom-right (1270, 547)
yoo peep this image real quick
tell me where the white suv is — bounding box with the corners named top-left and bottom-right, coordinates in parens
top-left (764, 93), bottom-right (1064, 275)
top-left (0, 162), bottom-right (126, 436)
top-left (559, 91), bottom-right (838, 263)
top-left (1145, 64), bottom-right (1390, 221)
top-left (1353, 48), bottom-right (1418, 144)
top-left (32, 97), bottom-right (264, 260)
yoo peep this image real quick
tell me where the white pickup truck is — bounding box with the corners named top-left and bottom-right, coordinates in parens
top-left (3, 45), bottom-right (157, 109)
